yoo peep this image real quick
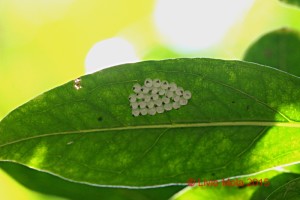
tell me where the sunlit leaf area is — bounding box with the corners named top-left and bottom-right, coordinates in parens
top-left (0, 0), bottom-right (300, 199)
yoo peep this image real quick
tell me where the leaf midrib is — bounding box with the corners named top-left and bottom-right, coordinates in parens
top-left (1, 121), bottom-right (300, 148)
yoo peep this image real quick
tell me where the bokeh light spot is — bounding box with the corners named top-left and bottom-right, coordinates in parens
top-left (85, 37), bottom-right (140, 74)
top-left (153, 0), bottom-right (255, 52)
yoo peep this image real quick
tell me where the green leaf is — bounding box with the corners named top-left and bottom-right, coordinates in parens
top-left (171, 176), bottom-right (260, 200)
top-left (243, 28), bottom-right (300, 76)
top-left (0, 58), bottom-right (300, 187)
top-left (173, 184), bottom-right (256, 200)
top-left (172, 164), bottom-right (288, 200)
top-left (279, 0), bottom-right (300, 7)
top-left (172, 170), bottom-right (299, 200)
top-left (285, 163), bottom-right (300, 174)
top-left (250, 173), bottom-right (300, 200)
top-left (0, 162), bottom-right (183, 200)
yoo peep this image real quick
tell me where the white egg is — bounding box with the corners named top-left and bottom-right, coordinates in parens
top-left (164, 103), bottom-right (172, 111)
top-left (169, 82), bottom-right (177, 91)
top-left (137, 93), bottom-right (144, 99)
top-left (132, 109), bottom-right (140, 117)
top-left (133, 83), bottom-right (142, 93)
top-left (142, 86), bottom-right (150, 94)
top-left (179, 98), bottom-right (188, 105)
top-left (130, 102), bottom-right (138, 109)
top-left (147, 100), bottom-right (155, 108)
top-left (144, 95), bottom-right (151, 102)
top-left (154, 99), bottom-right (163, 106)
top-left (158, 89), bottom-right (166, 96)
top-left (173, 95), bottom-right (180, 102)
top-left (139, 101), bottom-right (147, 109)
top-left (161, 80), bottom-right (169, 89)
top-left (151, 87), bottom-right (159, 94)
top-left (156, 106), bottom-right (164, 113)
top-left (166, 91), bottom-right (174, 98)
top-left (175, 87), bottom-right (184, 96)
top-left (144, 78), bottom-right (153, 87)
top-left (183, 90), bottom-right (192, 99)
top-left (153, 79), bottom-right (161, 87)
top-left (148, 108), bottom-right (156, 115)
top-left (140, 108), bottom-right (148, 115)
top-left (151, 94), bottom-right (159, 100)
top-left (173, 102), bottom-right (181, 109)
top-left (162, 96), bottom-right (170, 104)
top-left (128, 94), bottom-right (137, 103)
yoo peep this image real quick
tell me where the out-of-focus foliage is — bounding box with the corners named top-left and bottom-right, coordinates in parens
top-left (285, 164), bottom-right (300, 174)
top-left (250, 173), bottom-right (300, 200)
top-left (0, 162), bottom-right (183, 200)
top-left (280, 0), bottom-right (300, 7)
top-left (243, 28), bottom-right (300, 76)
top-left (0, 168), bottom-right (65, 200)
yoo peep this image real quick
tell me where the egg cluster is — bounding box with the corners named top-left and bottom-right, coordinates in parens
top-left (129, 78), bottom-right (192, 117)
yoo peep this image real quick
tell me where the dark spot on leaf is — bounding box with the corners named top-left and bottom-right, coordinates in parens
top-left (232, 101), bottom-right (235, 104)
top-left (246, 105), bottom-right (250, 110)
top-left (238, 184), bottom-right (247, 189)
top-left (97, 117), bottom-right (103, 122)
top-left (211, 173), bottom-right (215, 176)
top-left (264, 49), bottom-right (273, 58)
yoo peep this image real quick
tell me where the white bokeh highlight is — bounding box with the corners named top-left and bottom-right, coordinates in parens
top-left (153, 0), bottom-right (255, 52)
top-left (85, 37), bottom-right (140, 74)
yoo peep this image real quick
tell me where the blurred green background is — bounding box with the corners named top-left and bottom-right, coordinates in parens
top-left (0, 0), bottom-right (299, 199)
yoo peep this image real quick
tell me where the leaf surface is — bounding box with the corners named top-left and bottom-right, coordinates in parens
top-left (0, 58), bottom-right (300, 187)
